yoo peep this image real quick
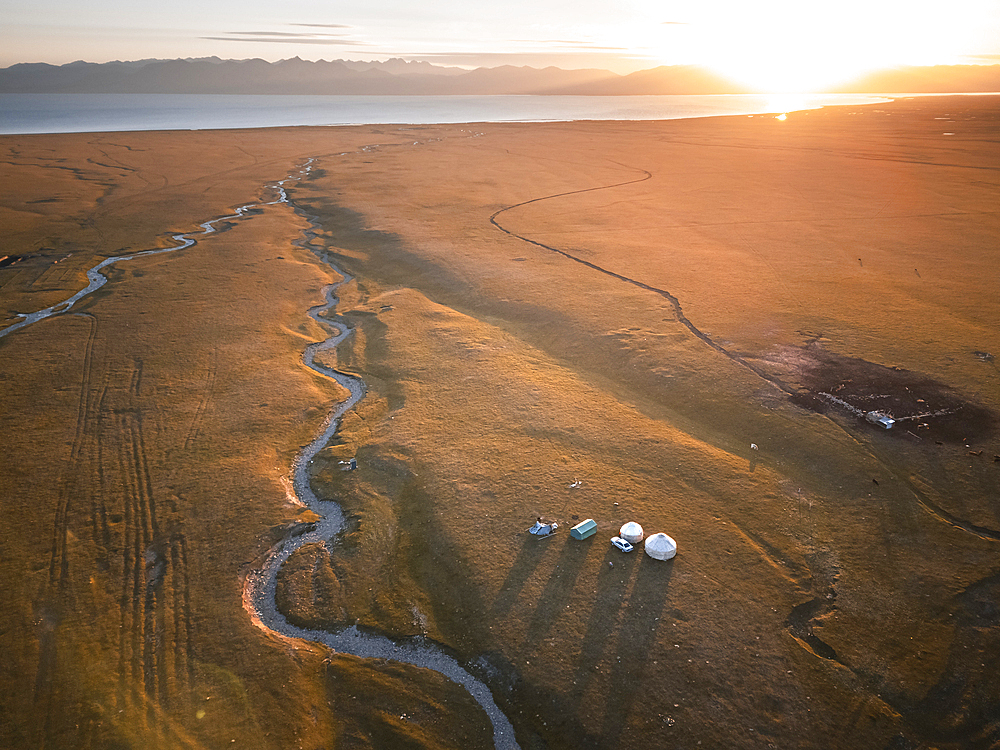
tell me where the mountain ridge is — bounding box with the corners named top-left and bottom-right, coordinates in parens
top-left (2, 57), bottom-right (998, 95)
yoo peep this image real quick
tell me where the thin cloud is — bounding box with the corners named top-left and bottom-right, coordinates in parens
top-left (204, 35), bottom-right (364, 46)
top-left (293, 23), bottom-right (352, 29)
top-left (225, 31), bottom-right (345, 38)
top-left (509, 39), bottom-right (630, 51)
top-left (509, 39), bottom-right (601, 44)
top-left (206, 29), bottom-right (363, 45)
top-left (661, 21), bottom-right (689, 25)
top-left (555, 44), bottom-right (630, 51)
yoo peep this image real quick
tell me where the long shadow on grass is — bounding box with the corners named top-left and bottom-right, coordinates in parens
top-left (490, 535), bottom-right (550, 619)
top-left (570, 546), bottom-right (642, 706)
top-left (596, 556), bottom-right (673, 747)
top-left (523, 539), bottom-right (591, 649)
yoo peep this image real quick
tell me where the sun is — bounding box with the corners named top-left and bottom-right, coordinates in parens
top-left (643, 0), bottom-right (977, 93)
top-left (698, 6), bottom-right (896, 92)
top-left (708, 49), bottom-right (878, 94)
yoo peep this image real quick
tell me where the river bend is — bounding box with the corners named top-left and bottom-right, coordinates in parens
top-left (1, 159), bottom-right (520, 749)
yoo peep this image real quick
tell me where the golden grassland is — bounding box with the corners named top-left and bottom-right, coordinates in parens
top-left (1, 97), bottom-right (999, 749)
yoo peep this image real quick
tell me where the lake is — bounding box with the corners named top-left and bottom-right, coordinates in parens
top-left (0, 93), bottom-right (891, 135)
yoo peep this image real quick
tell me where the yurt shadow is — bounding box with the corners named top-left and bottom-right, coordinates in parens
top-left (523, 538), bottom-right (592, 648)
top-left (490, 534), bottom-right (551, 618)
top-left (595, 556), bottom-right (675, 747)
top-left (568, 545), bottom-right (643, 704)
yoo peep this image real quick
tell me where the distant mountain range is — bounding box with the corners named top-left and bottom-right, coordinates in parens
top-left (2, 57), bottom-right (999, 95)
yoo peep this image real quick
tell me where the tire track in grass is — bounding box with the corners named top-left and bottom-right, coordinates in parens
top-left (33, 313), bottom-right (98, 748)
top-left (104, 374), bottom-right (133, 711)
top-left (0, 176), bottom-right (300, 737)
top-left (106, 361), bottom-right (157, 725)
top-left (488, 161), bottom-right (797, 397)
top-left (169, 532), bottom-right (195, 701)
top-left (118, 410), bottom-right (146, 712)
top-left (183, 348), bottom-right (217, 451)
top-left (120, 358), bottom-right (169, 728)
top-left (7, 153), bottom-right (520, 749)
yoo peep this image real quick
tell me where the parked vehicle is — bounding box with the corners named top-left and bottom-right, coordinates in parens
top-left (610, 536), bottom-right (634, 553)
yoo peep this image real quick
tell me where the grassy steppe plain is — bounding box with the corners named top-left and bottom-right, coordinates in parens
top-left (1, 97), bottom-right (998, 749)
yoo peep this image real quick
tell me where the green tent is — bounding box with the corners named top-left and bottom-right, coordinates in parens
top-left (570, 518), bottom-right (597, 540)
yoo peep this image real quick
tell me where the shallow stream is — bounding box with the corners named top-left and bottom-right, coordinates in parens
top-left (0, 161), bottom-right (520, 749)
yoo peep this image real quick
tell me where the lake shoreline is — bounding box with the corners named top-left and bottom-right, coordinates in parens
top-left (0, 92), bottom-right (892, 135)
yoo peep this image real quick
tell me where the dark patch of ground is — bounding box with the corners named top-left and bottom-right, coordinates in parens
top-left (762, 343), bottom-right (998, 444)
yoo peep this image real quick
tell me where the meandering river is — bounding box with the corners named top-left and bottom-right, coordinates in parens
top-left (0, 161), bottom-right (520, 749)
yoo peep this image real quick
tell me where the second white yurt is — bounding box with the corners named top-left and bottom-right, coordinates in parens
top-left (619, 522), bottom-right (644, 545)
top-left (644, 533), bottom-right (677, 561)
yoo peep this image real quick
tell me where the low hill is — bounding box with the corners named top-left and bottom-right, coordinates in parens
top-left (834, 65), bottom-right (1000, 93)
top-left (1, 58), bottom-right (998, 95)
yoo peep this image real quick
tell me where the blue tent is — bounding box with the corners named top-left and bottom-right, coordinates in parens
top-left (529, 517), bottom-right (558, 536)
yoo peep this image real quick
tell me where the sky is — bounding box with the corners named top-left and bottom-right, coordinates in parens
top-left (3, 0), bottom-right (1000, 91)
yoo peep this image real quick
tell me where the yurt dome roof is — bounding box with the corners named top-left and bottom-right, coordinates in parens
top-left (620, 522), bottom-right (644, 544)
top-left (644, 532), bottom-right (677, 560)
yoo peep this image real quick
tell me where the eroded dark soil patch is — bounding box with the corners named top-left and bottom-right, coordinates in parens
top-left (762, 344), bottom-right (996, 444)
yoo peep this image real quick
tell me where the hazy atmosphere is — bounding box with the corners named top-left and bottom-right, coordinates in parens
top-left (2, 1), bottom-right (1000, 749)
top-left (4, 0), bottom-right (1000, 90)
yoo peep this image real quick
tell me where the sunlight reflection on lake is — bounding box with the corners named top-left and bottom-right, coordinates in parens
top-left (0, 93), bottom-right (891, 134)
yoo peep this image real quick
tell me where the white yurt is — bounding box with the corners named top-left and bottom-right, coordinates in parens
top-left (644, 533), bottom-right (677, 561)
top-left (620, 522), bottom-right (644, 545)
